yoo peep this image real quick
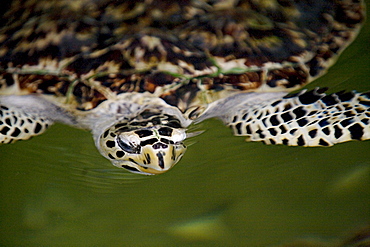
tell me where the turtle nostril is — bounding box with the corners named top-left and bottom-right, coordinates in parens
top-left (152, 142), bottom-right (168, 149)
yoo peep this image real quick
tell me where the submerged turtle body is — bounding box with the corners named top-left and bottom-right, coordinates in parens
top-left (0, 0), bottom-right (369, 175)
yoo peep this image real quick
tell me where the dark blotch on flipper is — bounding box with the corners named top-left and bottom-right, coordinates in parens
top-left (334, 125), bottom-right (343, 139)
top-left (10, 127), bottom-right (21, 137)
top-left (344, 110), bottom-right (356, 117)
top-left (289, 129), bottom-right (297, 135)
top-left (262, 117), bottom-right (267, 127)
top-left (338, 91), bottom-right (355, 102)
top-left (269, 115), bottom-right (280, 126)
top-left (359, 100), bottom-right (370, 107)
top-left (307, 110), bottom-right (318, 116)
top-left (256, 129), bottom-right (265, 139)
top-left (281, 112), bottom-right (293, 122)
top-left (360, 92), bottom-right (370, 98)
top-left (322, 127), bottom-right (330, 135)
top-left (283, 103), bottom-right (292, 111)
top-left (235, 122), bottom-right (242, 134)
top-left (319, 139), bottom-right (329, 146)
top-left (271, 100), bottom-right (281, 107)
top-left (34, 123), bottom-right (42, 134)
top-left (298, 90), bottom-right (322, 104)
top-left (340, 118), bottom-right (353, 127)
top-left (293, 107), bottom-right (306, 119)
top-left (321, 95), bottom-right (338, 106)
top-left (279, 125), bottom-right (287, 134)
top-left (308, 129), bottom-right (317, 138)
top-left (319, 118), bottom-right (330, 127)
top-left (0, 126), bottom-right (10, 135)
top-left (5, 118), bottom-right (11, 126)
top-left (245, 125), bottom-right (252, 134)
top-left (297, 135), bottom-right (305, 146)
top-left (297, 118), bottom-right (308, 127)
top-left (348, 123), bottom-right (363, 140)
top-left (268, 128), bottom-right (277, 136)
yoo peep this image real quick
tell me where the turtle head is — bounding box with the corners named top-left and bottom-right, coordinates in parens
top-left (98, 124), bottom-right (187, 175)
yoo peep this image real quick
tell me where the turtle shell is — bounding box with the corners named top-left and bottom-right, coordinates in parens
top-left (0, 0), bottom-right (365, 112)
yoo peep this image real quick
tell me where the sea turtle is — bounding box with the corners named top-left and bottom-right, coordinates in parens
top-left (0, 0), bottom-right (369, 175)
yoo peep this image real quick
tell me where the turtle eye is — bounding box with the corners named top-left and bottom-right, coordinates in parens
top-left (117, 136), bottom-right (141, 154)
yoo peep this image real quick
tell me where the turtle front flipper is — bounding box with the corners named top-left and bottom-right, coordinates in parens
top-left (0, 95), bottom-right (75, 144)
top-left (203, 89), bottom-right (370, 147)
top-left (0, 103), bottom-right (52, 144)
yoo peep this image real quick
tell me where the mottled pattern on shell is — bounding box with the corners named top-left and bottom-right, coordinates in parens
top-left (0, 0), bottom-right (365, 112)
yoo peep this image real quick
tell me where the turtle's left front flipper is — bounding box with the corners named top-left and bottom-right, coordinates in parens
top-left (229, 89), bottom-right (370, 146)
top-left (0, 95), bottom-right (76, 144)
top-left (200, 89), bottom-right (370, 147)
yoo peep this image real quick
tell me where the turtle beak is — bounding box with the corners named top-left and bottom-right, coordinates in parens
top-left (111, 143), bottom-right (186, 175)
top-left (135, 144), bottom-right (186, 175)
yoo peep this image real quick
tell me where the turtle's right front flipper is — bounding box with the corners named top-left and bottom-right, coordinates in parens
top-left (0, 103), bottom-right (51, 144)
top-left (0, 95), bottom-right (75, 144)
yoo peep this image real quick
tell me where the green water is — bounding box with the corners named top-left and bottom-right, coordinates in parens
top-left (1, 4), bottom-right (370, 247)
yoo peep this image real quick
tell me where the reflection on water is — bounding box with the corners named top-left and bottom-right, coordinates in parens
top-left (1, 4), bottom-right (370, 247)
